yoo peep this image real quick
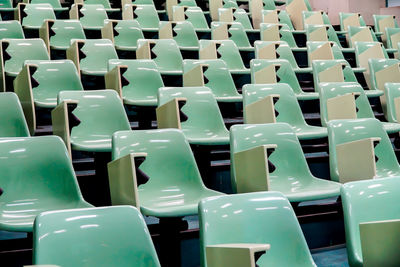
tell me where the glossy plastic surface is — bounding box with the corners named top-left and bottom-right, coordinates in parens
top-left (29, 0), bottom-right (66, 11)
top-left (79, 39), bottom-right (118, 75)
top-left (341, 177), bottom-right (400, 267)
top-left (385, 27), bottom-right (400, 49)
top-left (319, 82), bottom-right (400, 133)
top-left (58, 90), bottom-right (131, 152)
top-left (183, 59), bottom-right (242, 102)
top-left (33, 206), bottom-right (160, 267)
top-left (339, 12), bottom-right (367, 32)
top-left (306, 41), bottom-right (349, 67)
top-left (327, 118), bottom-right (400, 182)
top-left (0, 136), bottom-right (91, 232)
top-left (49, 20), bottom-right (85, 50)
top-left (137, 39), bottom-right (183, 74)
top-left (0, 21), bottom-right (24, 39)
top-left (230, 123), bottom-right (340, 200)
top-left (243, 84), bottom-right (326, 139)
top-left (112, 129), bottom-right (224, 217)
top-left (348, 26), bottom-right (378, 48)
top-left (78, 4), bottom-right (108, 30)
top-left (20, 3), bottom-right (56, 29)
top-left (83, 0), bottom-right (114, 9)
top-left (211, 22), bottom-right (252, 50)
top-left (199, 191), bottom-right (316, 267)
top-left (130, 4), bottom-right (159, 30)
top-left (305, 24), bottom-right (352, 52)
top-left (108, 59), bottom-right (163, 106)
top-left (354, 41), bottom-right (389, 68)
top-left (113, 20), bottom-right (144, 50)
top-left (369, 58), bottom-right (400, 92)
top-left (384, 82), bottom-right (400, 122)
top-left (173, 6), bottom-right (209, 31)
top-left (260, 23), bottom-right (302, 50)
top-left (3, 38), bottom-right (49, 76)
top-left (250, 59), bottom-right (318, 100)
top-left (373, 14), bottom-right (399, 33)
top-left (286, 0), bottom-right (312, 11)
top-left (158, 86), bottom-right (230, 145)
top-left (0, 92), bottom-right (29, 137)
top-left (162, 21), bottom-right (199, 50)
top-left (24, 59), bottom-right (83, 107)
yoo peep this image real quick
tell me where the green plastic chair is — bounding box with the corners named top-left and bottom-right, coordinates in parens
top-left (243, 83), bottom-right (327, 140)
top-left (0, 135), bottom-right (92, 232)
top-left (211, 21), bottom-right (252, 50)
top-left (339, 12), bottom-right (367, 33)
top-left (183, 59), bottom-right (242, 102)
top-left (109, 129), bottom-right (224, 217)
top-left (70, 4), bottom-right (108, 31)
top-left (286, 0), bottom-right (312, 11)
top-left (0, 38), bottom-right (49, 91)
top-left (81, 0), bottom-right (119, 12)
top-left (40, 19), bottom-right (86, 52)
top-left (341, 177), bottom-right (400, 267)
top-left (106, 59), bottom-right (164, 106)
top-left (384, 83), bottom-right (400, 123)
top-left (27, 0), bottom-right (67, 12)
top-left (0, 0), bottom-right (15, 11)
top-left (302, 10), bottom-right (332, 27)
top-left (67, 39), bottom-right (118, 77)
top-left (166, 0), bottom-right (197, 19)
top-left (385, 27), bottom-right (400, 51)
top-left (101, 19), bottom-right (143, 51)
top-left (373, 14), bottom-right (399, 36)
top-left (208, 0), bottom-right (238, 21)
top-left (53, 90), bottom-right (131, 153)
top-left (199, 191), bottom-right (317, 267)
top-left (347, 26), bottom-right (380, 49)
top-left (122, 4), bottom-right (159, 32)
top-left (307, 41), bottom-right (364, 73)
top-left (33, 206), bottom-right (160, 267)
top-left (0, 92), bottom-right (30, 137)
top-left (261, 10), bottom-right (297, 33)
top-left (199, 40), bottom-right (249, 74)
top-left (218, 8), bottom-right (253, 31)
top-left (158, 21), bottom-right (199, 51)
top-left (305, 24), bottom-right (353, 52)
top-left (312, 59), bottom-right (382, 98)
top-left (230, 122), bottom-right (340, 200)
top-left (260, 23), bottom-right (306, 52)
top-left (319, 82), bottom-right (400, 133)
top-left (15, 59), bottom-right (83, 108)
top-left (157, 86), bottom-right (230, 145)
top-left (327, 118), bottom-right (400, 184)
top-left (17, 3), bottom-right (56, 30)
top-left (136, 39), bottom-right (183, 75)
top-left (172, 6), bottom-right (210, 32)
top-left (0, 21), bottom-right (24, 39)
top-left (254, 40), bottom-right (312, 73)
top-left (250, 59), bottom-right (318, 100)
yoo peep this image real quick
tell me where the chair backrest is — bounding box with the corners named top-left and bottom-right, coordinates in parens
top-left (341, 177), bottom-right (400, 267)
top-left (208, 0), bottom-right (238, 21)
top-left (305, 24), bottom-right (343, 49)
top-left (46, 20), bottom-right (85, 50)
top-left (339, 12), bottom-right (367, 32)
top-left (327, 118), bottom-right (400, 182)
top-left (57, 90), bottom-right (131, 149)
top-left (230, 123), bottom-right (315, 192)
top-left (172, 6), bottom-right (209, 30)
top-left (183, 59), bottom-right (240, 99)
top-left (102, 20), bottom-right (143, 49)
top-left (29, 0), bottom-right (63, 9)
top-left (250, 59), bottom-right (303, 95)
top-left (368, 58), bottom-right (400, 92)
top-left (0, 0), bottom-right (13, 8)
top-left (71, 4), bottom-right (108, 29)
top-left (158, 86), bottom-right (228, 139)
top-left (211, 21), bottom-right (251, 49)
top-left (33, 206), bottom-right (161, 267)
top-left (0, 21), bottom-right (24, 39)
top-left (22, 59), bottom-right (83, 106)
top-left (312, 59), bottom-right (358, 93)
top-left (286, 0), bottom-right (312, 11)
top-left (218, 7), bottom-right (253, 30)
top-left (159, 21), bottom-right (198, 49)
top-left (373, 14), bottom-right (399, 33)
top-left (0, 92), bottom-right (29, 137)
top-left (166, 0), bottom-right (197, 18)
top-left (260, 23), bottom-right (299, 49)
top-left (254, 40), bottom-right (299, 69)
top-left (348, 26), bottom-right (378, 48)
top-left (136, 39), bottom-right (183, 73)
top-left (108, 59), bottom-right (164, 105)
top-left (262, 10), bottom-right (296, 31)
top-left (243, 83), bottom-right (309, 126)
top-left (385, 27), bottom-right (400, 50)
top-left (1, 38), bottom-right (50, 76)
top-left (307, 41), bottom-right (346, 67)
top-left (18, 3), bottom-right (56, 29)
top-left (319, 82), bottom-right (374, 127)
top-left (199, 191), bottom-right (315, 267)
top-left (199, 40), bottom-right (246, 72)
top-left (302, 10), bottom-right (331, 28)
top-left (73, 39), bottom-right (118, 74)
top-left (354, 41), bottom-right (388, 70)
top-left (122, 4), bottom-right (159, 30)
top-left (82, 0), bottom-right (113, 9)
top-left (112, 129), bottom-right (207, 191)
top-left (384, 82), bottom-right (400, 122)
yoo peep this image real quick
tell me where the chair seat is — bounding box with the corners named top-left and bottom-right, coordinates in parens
top-left (294, 67), bottom-right (313, 74)
top-left (185, 130), bottom-right (230, 145)
top-left (53, 7), bottom-right (69, 12)
top-left (365, 90), bottom-right (384, 98)
top-left (271, 177), bottom-right (341, 202)
top-left (115, 45), bottom-right (137, 51)
top-left (340, 47), bottom-right (355, 53)
top-left (238, 47), bottom-right (254, 52)
top-left (123, 98), bottom-right (157, 107)
top-left (71, 136), bottom-right (112, 152)
top-left (159, 70), bottom-right (183, 75)
top-left (215, 95), bottom-right (243, 102)
top-left (383, 122), bottom-right (400, 134)
top-left (0, 200), bottom-right (91, 232)
top-left (229, 69), bottom-right (250, 75)
top-left (81, 69), bottom-right (107, 76)
top-left (291, 47), bottom-right (307, 52)
top-left (140, 187), bottom-right (223, 217)
top-left (50, 44), bottom-right (69, 50)
top-left (293, 125), bottom-right (327, 140)
top-left (296, 92), bottom-right (319, 100)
